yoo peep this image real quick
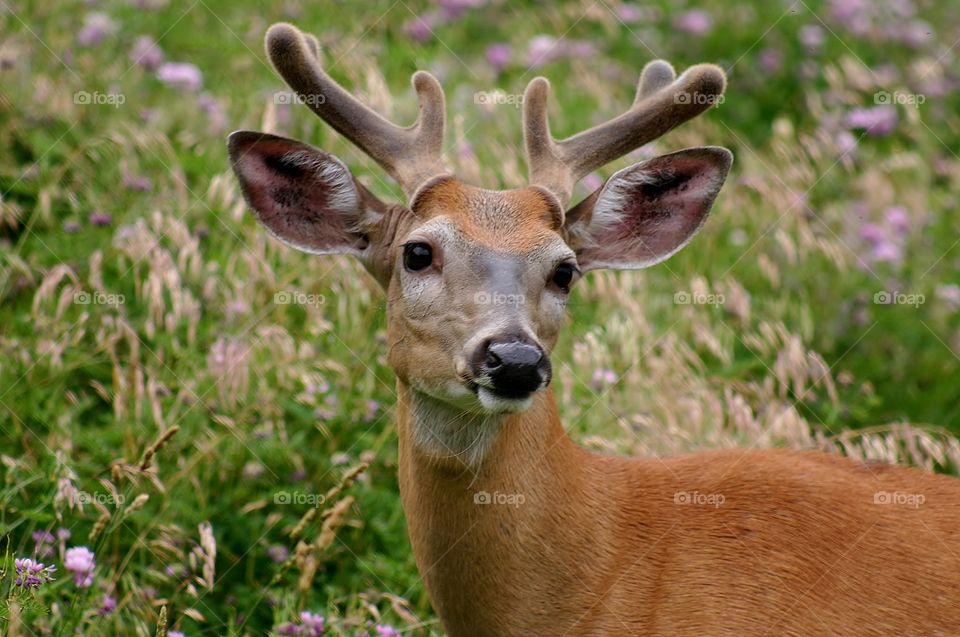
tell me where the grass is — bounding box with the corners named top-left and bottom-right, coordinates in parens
top-left (1, 0), bottom-right (960, 634)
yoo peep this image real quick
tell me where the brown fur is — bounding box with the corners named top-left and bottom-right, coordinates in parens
top-left (413, 178), bottom-right (562, 252)
top-left (398, 386), bottom-right (960, 637)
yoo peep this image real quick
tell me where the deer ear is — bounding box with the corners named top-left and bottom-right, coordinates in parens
top-left (564, 147), bottom-right (732, 271)
top-left (228, 131), bottom-right (387, 256)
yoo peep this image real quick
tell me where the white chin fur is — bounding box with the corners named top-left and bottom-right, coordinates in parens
top-left (477, 387), bottom-right (534, 414)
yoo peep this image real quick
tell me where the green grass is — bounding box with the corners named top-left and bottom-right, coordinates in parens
top-left (2, 0), bottom-right (960, 634)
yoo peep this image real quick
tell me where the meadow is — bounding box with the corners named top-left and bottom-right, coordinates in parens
top-left (1, 0), bottom-right (959, 634)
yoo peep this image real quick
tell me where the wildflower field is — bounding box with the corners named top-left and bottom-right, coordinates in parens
top-left (1, 0), bottom-right (959, 634)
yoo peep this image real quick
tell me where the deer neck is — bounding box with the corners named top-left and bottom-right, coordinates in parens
top-left (395, 382), bottom-right (624, 635)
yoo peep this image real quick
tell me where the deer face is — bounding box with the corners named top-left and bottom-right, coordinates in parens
top-left (229, 23), bottom-right (731, 416)
top-left (386, 179), bottom-right (570, 414)
top-left (231, 134), bottom-right (729, 415)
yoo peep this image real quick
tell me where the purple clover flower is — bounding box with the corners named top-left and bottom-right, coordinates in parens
top-left (439, 0), bottom-right (486, 18)
top-left (99, 594), bottom-right (117, 615)
top-left (526, 35), bottom-right (559, 67)
top-left (859, 223), bottom-right (886, 243)
top-left (14, 557), bottom-right (57, 588)
top-left (165, 564), bottom-right (185, 578)
top-left (799, 24), bottom-right (825, 48)
top-left (829, 0), bottom-right (872, 34)
top-left (157, 62), bottom-right (203, 92)
top-left (894, 20), bottom-right (932, 48)
top-left (485, 43), bottom-right (511, 73)
top-left (403, 13), bottom-right (439, 43)
top-left (525, 36), bottom-right (596, 68)
top-left (364, 399), bottom-right (381, 422)
top-left (266, 545), bottom-right (289, 563)
top-left (32, 530), bottom-right (55, 558)
top-left (403, 0), bottom-right (485, 42)
top-left (77, 12), bottom-right (118, 47)
top-left (673, 10), bottom-right (712, 35)
top-left (617, 4), bottom-right (643, 22)
top-left (871, 240), bottom-right (903, 264)
top-left (858, 206), bottom-right (912, 268)
top-left (226, 299), bottom-right (250, 318)
top-left (89, 212), bottom-right (113, 226)
top-left (276, 611), bottom-right (326, 636)
top-left (758, 48), bottom-right (782, 73)
top-left (835, 131), bottom-right (858, 155)
top-left (884, 206), bottom-right (910, 235)
top-left (64, 546), bottom-right (95, 587)
top-left (844, 106), bottom-right (897, 136)
top-left (197, 94), bottom-right (227, 132)
top-left (935, 284), bottom-right (960, 309)
top-left (300, 611), bottom-right (325, 636)
top-left (591, 368), bottom-right (618, 389)
top-left (123, 173), bottom-right (152, 192)
top-left (130, 36), bottom-right (164, 70)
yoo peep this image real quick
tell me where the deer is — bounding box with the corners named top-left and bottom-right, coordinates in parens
top-left (229, 22), bottom-right (960, 637)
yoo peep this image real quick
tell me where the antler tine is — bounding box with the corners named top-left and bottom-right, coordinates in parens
top-left (265, 23), bottom-right (448, 198)
top-left (635, 59), bottom-right (676, 99)
top-left (523, 60), bottom-right (726, 206)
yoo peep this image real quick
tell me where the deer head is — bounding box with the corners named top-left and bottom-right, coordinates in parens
top-left (229, 23), bottom-right (731, 420)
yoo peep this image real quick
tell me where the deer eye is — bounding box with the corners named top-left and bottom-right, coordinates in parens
top-left (551, 263), bottom-right (578, 292)
top-left (403, 242), bottom-right (433, 272)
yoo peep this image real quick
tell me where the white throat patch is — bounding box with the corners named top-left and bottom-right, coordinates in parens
top-left (410, 390), bottom-right (506, 469)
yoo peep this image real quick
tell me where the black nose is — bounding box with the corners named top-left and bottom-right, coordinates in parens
top-left (474, 339), bottom-right (551, 398)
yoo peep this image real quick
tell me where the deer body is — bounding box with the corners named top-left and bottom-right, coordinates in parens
top-left (398, 385), bottom-right (960, 636)
top-left (230, 23), bottom-right (960, 636)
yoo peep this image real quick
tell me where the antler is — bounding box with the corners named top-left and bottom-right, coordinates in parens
top-left (523, 60), bottom-right (727, 206)
top-left (265, 23), bottom-right (448, 198)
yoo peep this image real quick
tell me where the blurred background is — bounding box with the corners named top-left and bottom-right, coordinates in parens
top-left (1, 0), bottom-right (959, 634)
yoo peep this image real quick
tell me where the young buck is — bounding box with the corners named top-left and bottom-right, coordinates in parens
top-left (231, 23), bottom-right (960, 637)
